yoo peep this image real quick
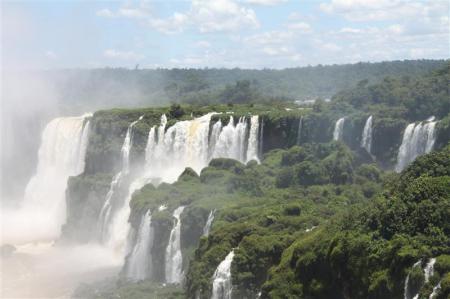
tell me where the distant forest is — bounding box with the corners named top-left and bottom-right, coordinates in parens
top-left (46, 59), bottom-right (447, 112)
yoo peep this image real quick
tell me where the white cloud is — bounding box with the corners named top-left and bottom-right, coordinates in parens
top-left (319, 0), bottom-right (449, 25)
top-left (287, 22), bottom-right (311, 32)
top-left (148, 12), bottom-right (188, 34)
top-left (97, 0), bottom-right (259, 34)
top-left (96, 3), bottom-right (151, 19)
top-left (245, 30), bottom-right (293, 45)
top-left (339, 27), bottom-right (362, 34)
top-left (103, 49), bottom-right (144, 60)
top-left (189, 0), bottom-right (259, 33)
top-left (96, 8), bottom-right (115, 18)
top-left (244, 0), bottom-right (288, 6)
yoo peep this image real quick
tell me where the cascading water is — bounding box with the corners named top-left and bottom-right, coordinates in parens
top-left (211, 250), bottom-right (235, 299)
top-left (333, 117), bottom-right (345, 141)
top-left (209, 120), bottom-right (223, 159)
top-left (296, 117), bottom-right (303, 145)
top-left (98, 116), bottom-right (143, 242)
top-left (125, 210), bottom-right (154, 281)
top-left (213, 116), bottom-right (248, 162)
top-left (395, 118), bottom-right (437, 172)
top-left (361, 115), bottom-right (373, 154)
top-left (429, 281), bottom-right (441, 299)
top-left (404, 260), bottom-right (422, 299)
top-left (202, 209), bottom-right (216, 236)
top-left (165, 206), bottom-right (185, 284)
top-left (246, 115), bottom-right (260, 163)
top-left (22, 114), bottom-right (91, 240)
top-left (403, 258), bottom-right (439, 299)
top-left (104, 113), bottom-right (259, 283)
top-left (424, 258), bottom-right (436, 283)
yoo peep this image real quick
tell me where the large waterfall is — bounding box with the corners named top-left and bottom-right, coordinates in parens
top-left (165, 206), bottom-right (185, 284)
top-left (211, 250), bottom-right (235, 299)
top-left (395, 118), bottom-right (437, 172)
top-left (333, 117), bottom-right (345, 141)
top-left (98, 116), bottom-right (143, 242)
top-left (361, 115), bottom-right (373, 154)
top-left (246, 115), bottom-right (260, 163)
top-left (22, 114), bottom-right (91, 240)
top-left (125, 210), bottom-right (154, 281)
top-left (95, 113), bottom-right (260, 283)
top-left (202, 210), bottom-right (216, 236)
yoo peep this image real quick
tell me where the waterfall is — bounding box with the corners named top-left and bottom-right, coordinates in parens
top-left (395, 118), bottom-right (437, 172)
top-left (211, 250), bottom-right (235, 299)
top-left (213, 116), bottom-right (248, 162)
top-left (429, 281), bottom-right (441, 299)
top-left (361, 115), bottom-right (373, 154)
top-left (209, 120), bottom-right (223, 159)
top-left (333, 117), bottom-right (345, 141)
top-left (424, 258), bottom-right (436, 283)
top-left (165, 206), bottom-right (185, 284)
top-left (404, 260), bottom-right (422, 299)
top-left (202, 210), bottom-right (216, 236)
top-left (125, 210), bottom-right (154, 281)
top-left (100, 113), bottom-right (258, 279)
top-left (296, 117), bottom-right (303, 145)
top-left (98, 116), bottom-right (143, 242)
top-left (246, 115), bottom-right (260, 163)
top-left (22, 114), bottom-right (91, 239)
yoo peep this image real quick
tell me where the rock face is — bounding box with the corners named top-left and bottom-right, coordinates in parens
top-left (57, 107), bottom-right (450, 299)
top-left (63, 108), bottom-right (450, 245)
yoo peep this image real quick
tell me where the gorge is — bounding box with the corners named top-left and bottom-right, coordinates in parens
top-left (2, 62), bottom-right (449, 299)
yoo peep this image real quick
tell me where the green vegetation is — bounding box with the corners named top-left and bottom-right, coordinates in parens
top-left (68, 61), bottom-right (450, 298)
top-left (53, 60), bottom-right (447, 113)
top-left (126, 141), bottom-right (386, 298)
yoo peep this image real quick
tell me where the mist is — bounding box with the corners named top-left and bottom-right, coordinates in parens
top-left (1, 1), bottom-right (448, 298)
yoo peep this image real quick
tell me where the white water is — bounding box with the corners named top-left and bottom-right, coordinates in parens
top-left (0, 114), bottom-right (121, 298)
top-left (209, 119), bottom-right (223, 159)
top-left (211, 250), bottom-right (235, 299)
top-left (125, 210), bottom-right (154, 281)
top-left (404, 260), bottom-right (422, 299)
top-left (395, 118), bottom-right (437, 172)
top-left (424, 258), bottom-right (436, 283)
top-left (213, 116), bottom-right (248, 162)
top-left (203, 210), bottom-right (216, 236)
top-left (165, 206), bottom-right (185, 284)
top-left (296, 117), bottom-right (303, 145)
top-left (98, 116), bottom-right (143, 243)
top-left (333, 117), bottom-right (345, 141)
top-left (429, 281), bottom-right (441, 298)
top-left (246, 115), bottom-right (260, 163)
top-left (3, 114), bottom-right (91, 243)
top-left (361, 115), bottom-right (373, 154)
top-left (102, 113), bottom-right (256, 281)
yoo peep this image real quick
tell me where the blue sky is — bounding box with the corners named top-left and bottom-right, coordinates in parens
top-left (2, 0), bottom-right (449, 69)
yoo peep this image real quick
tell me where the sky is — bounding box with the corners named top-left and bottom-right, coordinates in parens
top-left (1, 0), bottom-right (449, 69)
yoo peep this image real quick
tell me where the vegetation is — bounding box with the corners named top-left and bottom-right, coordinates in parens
top-left (68, 61), bottom-right (450, 298)
top-left (52, 60), bottom-right (447, 113)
